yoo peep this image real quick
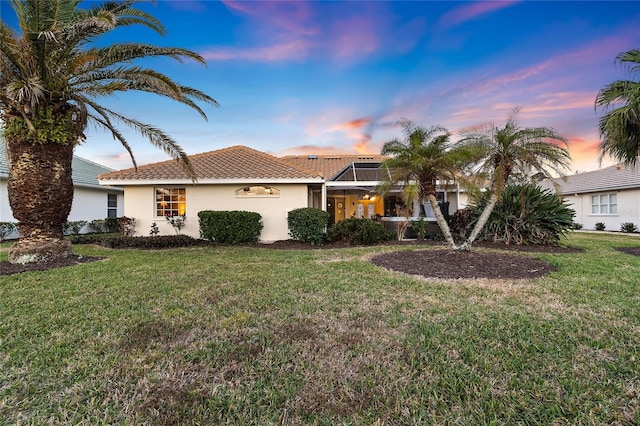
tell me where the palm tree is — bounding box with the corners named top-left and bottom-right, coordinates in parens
top-left (596, 49), bottom-right (640, 166)
top-left (380, 119), bottom-right (473, 249)
top-left (0, 0), bottom-right (218, 264)
top-left (457, 108), bottom-right (571, 249)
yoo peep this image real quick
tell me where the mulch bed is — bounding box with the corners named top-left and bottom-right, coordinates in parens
top-left (1, 255), bottom-right (103, 277)
top-left (616, 247), bottom-right (640, 256)
top-left (370, 249), bottom-right (557, 280)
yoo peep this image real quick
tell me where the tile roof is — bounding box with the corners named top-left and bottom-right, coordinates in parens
top-left (281, 154), bottom-right (387, 181)
top-left (98, 145), bottom-right (323, 182)
top-left (1, 142), bottom-right (118, 189)
top-left (546, 162), bottom-right (640, 194)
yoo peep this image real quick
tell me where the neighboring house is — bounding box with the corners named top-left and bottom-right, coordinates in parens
top-left (545, 162), bottom-right (640, 231)
top-left (1, 144), bottom-right (124, 225)
top-left (98, 145), bottom-right (469, 241)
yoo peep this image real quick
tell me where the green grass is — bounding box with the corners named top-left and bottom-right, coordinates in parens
top-left (1, 233), bottom-right (639, 424)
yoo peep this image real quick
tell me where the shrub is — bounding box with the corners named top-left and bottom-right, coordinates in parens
top-left (149, 222), bottom-right (160, 236)
top-left (327, 218), bottom-right (392, 245)
top-left (198, 211), bottom-right (263, 244)
top-left (166, 215), bottom-right (186, 235)
top-left (411, 215), bottom-right (429, 240)
top-left (118, 217), bottom-right (136, 236)
top-left (595, 222), bottom-right (606, 231)
top-left (287, 207), bottom-right (329, 245)
top-left (63, 220), bottom-right (87, 235)
top-left (571, 222), bottom-right (583, 230)
top-left (0, 222), bottom-right (18, 242)
top-left (469, 184), bottom-right (575, 245)
top-left (450, 207), bottom-right (475, 242)
top-left (101, 235), bottom-right (199, 249)
top-left (621, 222), bottom-right (638, 233)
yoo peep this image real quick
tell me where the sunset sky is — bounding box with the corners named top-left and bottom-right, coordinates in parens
top-left (6, 0), bottom-right (640, 173)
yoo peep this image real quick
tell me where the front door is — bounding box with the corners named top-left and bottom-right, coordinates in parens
top-left (327, 197), bottom-right (346, 225)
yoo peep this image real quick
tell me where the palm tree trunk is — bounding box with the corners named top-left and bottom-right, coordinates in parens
top-left (426, 193), bottom-right (458, 249)
top-left (462, 191), bottom-right (501, 249)
top-left (6, 137), bottom-right (75, 264)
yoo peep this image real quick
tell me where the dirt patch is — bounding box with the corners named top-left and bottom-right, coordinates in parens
top-left (371, 249), bottom-right (557, 280)
top-left (0, 255), bottom-right (103, 276)
top-left (616, 247), bottom-right (640, 256)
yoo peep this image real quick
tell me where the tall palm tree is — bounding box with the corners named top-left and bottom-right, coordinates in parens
top-left (596, 49), bottom-right (640, 166)
top-left (0, 0), bottom-right (218, 264)
top-left (380, 119), bottom-right (473, 249)
top-left (457, 108), bottom-right (571, 249)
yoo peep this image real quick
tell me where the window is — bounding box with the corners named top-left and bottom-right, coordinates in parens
top-left (235, 185), bottom-right (280, 197)
top-left (591, 193), bottom-right (617, 214)
top-left (156, 188), bottom-right (186, 217)
top-left (107, 194), bottom-right (118, 218)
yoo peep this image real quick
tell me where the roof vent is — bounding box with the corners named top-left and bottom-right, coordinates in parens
top-left (307, 155), bottom-right (317, 160)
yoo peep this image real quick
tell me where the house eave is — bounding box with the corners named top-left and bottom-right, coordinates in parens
top-left (98, 177), bottom-right (325, 186)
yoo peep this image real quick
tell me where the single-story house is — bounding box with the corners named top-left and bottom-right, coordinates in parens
top-left (545, 162), bottom-right (640, 231)
top-left (1, 143), bottom-right (124, 227)
top-left (98, 145), bottom-right (469, 241)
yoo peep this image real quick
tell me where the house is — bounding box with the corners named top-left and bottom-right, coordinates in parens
top-left (282, 154), bottom-right (469, 223)
top-left (98, 146), bottom-right (323, 241)
top-left (545, 162), bottom-right (640, 231)
top-left (98, 145), bottom-right (468, 241)
top-left (0, 144), bottom-right (124, 226)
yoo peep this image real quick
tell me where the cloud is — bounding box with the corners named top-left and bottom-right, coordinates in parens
top-left (436, 0), bottom-right (520, 31)
top-left (201, 40), bottom-right (311, 62)
top-left (206, 1), bottom-right (423, 64)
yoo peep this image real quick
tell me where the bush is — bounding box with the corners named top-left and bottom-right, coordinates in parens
top-left (469, 184), bottom-right (575, 245)
top-left (287, 207), bottom-right (329, 245)
top-left (63, 220), bottom-right (87, 235)
top-left (118, 217), bottom-right (136, 236)
top-left (450, 207), bottom-right (475, 241)
top-left (198, 210), bottom-right (263, 244)
top-left (101, 235), bottom-right (199, 249)
top-left (595, 222), bottom-right (606, 231)
top-left (571, 222), bottom-right (583, 230)
top-left (411, 215), bottom-right (429, 240)
top-left (0, 222), bottom-right (18, 242)
top-left (621, 222), bottom-right (638, 233)
top-left (327, 218), bottom-right (392, 245)
top-left (67, 233), bottom-right (119, 245)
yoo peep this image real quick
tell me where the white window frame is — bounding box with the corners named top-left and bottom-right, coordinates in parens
top-left (591, 193), bottom-right (617, 215)
top-left (155, 187), bottom-right (186, 217)
top-left (235, 185), bottom-right (280, 198)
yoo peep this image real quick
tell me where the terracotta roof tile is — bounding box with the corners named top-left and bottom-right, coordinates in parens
top-left (99, 145), bottom-right (323, 181)
top-left (281, 154), bottom-right (387, 181)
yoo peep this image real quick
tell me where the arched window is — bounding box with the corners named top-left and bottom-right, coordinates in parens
top-left (235, 185), bottom-right (280, 197)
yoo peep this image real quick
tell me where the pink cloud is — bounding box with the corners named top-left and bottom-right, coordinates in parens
top-left (201, 40), bottom-right (310, 62)
top-left (437, 1), bottom-right (520, 31)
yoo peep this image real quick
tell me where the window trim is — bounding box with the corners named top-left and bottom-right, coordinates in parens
top-left (155, 187), bottom-right (187, 218)
top-left (235, 185), bottom-right (280, 198)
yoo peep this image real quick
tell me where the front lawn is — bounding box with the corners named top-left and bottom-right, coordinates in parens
top-left (1, 233), bottom-right (638, 424)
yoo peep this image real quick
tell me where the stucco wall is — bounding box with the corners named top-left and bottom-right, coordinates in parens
top-left (122, 184), bottom-right (310, 241)
top-left (1, 179), bottom-right (123, 223)
top-left (566, 189), bottom-right (640, 231)
top-left (70, 187), bottom-right (124, 222)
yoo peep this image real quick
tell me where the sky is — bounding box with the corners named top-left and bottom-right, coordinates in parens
top-left (4, 0), bottom-right (640, 174)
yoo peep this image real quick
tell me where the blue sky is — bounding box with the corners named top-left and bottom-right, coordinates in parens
top-left (6, 0), bottom-right (640, 173)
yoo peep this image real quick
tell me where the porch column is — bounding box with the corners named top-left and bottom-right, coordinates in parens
top-left (321, 184), bottom-right (327, 212)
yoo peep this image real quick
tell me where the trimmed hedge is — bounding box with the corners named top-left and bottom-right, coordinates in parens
top-left (288, 207), bottom-right (329, 245)
top-left (327, 218), bottom-right (392, 245)
top-left (101, 235), bottom-right (199, 249)
top-left (198, 210), bottom-right (263, 244)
